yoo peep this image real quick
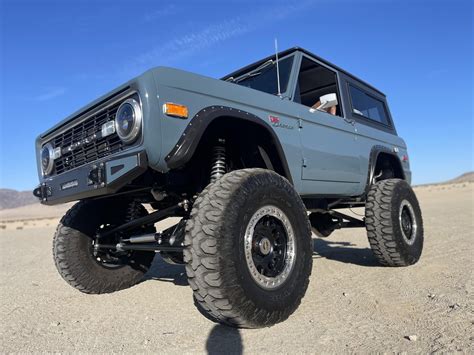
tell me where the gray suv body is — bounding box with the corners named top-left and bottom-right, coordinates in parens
top-left (34, 47), bottom-right (423, 328)
top-left (35, 47), bottom-right (409, 203)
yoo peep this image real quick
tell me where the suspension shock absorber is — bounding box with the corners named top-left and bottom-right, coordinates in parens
top-left (210, 139), bottom-right (227, 183)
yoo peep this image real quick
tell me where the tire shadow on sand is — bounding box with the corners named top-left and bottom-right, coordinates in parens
top-left (313, 238), bottom-right (379, 267)
top-left (206, 324), bottom-right (243, 355)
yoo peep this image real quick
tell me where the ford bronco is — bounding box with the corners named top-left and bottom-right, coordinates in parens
top-left (34, 47), bottom-right (423, 328)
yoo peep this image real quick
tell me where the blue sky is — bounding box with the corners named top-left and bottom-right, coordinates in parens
top-left (0, 0), bottom-right (472, 190)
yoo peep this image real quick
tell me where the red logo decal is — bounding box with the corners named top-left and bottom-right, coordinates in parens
top-left (269, 115), bottom-right (280, 124)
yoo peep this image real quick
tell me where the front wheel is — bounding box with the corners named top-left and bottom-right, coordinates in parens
top-left (53, 200), bottom-right (155, 294)
top-left (184, 169), bottom-right (313, 328)
top-left (365, 179), bottom-right (424, 266)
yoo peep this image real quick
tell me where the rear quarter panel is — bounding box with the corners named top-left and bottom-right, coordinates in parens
top-left (339, 73), bottom-right (412, 191)
top-left (355, 124), bottom-right (411, 187)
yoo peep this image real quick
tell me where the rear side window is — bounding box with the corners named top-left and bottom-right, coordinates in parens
top-left (349, 85), bottom-right (389, 125)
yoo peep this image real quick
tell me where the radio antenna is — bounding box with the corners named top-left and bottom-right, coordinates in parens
top-left (274, 38), bottom-right (281, 97)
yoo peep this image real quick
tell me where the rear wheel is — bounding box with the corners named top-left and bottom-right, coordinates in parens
top-left (53, 200), bottom-right (155, 294)
top-left (365, 179), bottom-right (424, 266)
top-left (184, 169), bottom-right (312, 328)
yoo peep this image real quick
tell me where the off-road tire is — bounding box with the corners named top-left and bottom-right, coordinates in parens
top-left (184, 169), bottom-right (313, 328)
top-left (53, 200), bottom-right (155, 294)
top-left (365, 179), bottom-right (423, 266)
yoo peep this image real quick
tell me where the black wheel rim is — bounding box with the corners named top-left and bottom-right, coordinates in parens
top-left (401, 208), bottom-right (413, 237)
top-left (399, 200), bottom-right (417, 245)
top-left (244, 205), bottom-right (296, 289)
top-left (251, 216), bottom-right (288, 277)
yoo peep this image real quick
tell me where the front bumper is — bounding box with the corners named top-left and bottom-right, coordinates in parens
top-left (33, 151), bottom-right (148, 205)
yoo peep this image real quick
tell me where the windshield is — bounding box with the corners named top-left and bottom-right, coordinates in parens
top-left (230, 56), bottom-right (294, 96)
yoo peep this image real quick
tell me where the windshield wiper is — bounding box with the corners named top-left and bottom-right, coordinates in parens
top-left (228, 59), bottom-right (275, 83)
top-left (235, 71), bottom-right (263, 83)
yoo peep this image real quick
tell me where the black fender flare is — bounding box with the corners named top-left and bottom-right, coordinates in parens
top-left (364, 145), bottom-right (405, 194)
top-left (164, 106), bottom-right (293, 184)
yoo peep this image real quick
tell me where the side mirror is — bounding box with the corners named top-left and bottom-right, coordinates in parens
top-left (316, 93), bottom-right (338, 110)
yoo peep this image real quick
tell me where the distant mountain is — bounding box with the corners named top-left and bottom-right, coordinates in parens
top-left (0, 189), bottom-right (38, 210)
top-left (446, 171), bottom-right (474, 184)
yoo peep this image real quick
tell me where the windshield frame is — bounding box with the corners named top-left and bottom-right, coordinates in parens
top-left (222, 53), bottom-right (298, 98)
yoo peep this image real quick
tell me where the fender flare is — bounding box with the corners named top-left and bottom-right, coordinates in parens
top-left (164, 106), bottom-right (293, 184)
top-left (364, 145), bottom-right (405, 194)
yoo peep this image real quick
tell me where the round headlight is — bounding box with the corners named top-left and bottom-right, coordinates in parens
top-left (115, 98), bottom-right (142, 144)
top-left (41, 143), bottom-right (54, 176)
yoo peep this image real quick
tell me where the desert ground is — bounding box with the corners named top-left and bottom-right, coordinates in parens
top-left (0, 182), bottom-right (472, 353)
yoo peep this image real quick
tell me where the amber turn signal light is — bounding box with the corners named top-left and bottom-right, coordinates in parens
top-left (163, 103), bottom-right (188, 119)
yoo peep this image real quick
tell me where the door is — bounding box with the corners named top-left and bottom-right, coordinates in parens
top-left (294, 56), bottom-right (363, 195)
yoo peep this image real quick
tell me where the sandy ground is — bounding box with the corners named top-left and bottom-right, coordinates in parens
top-left (0, 183), bottom-right (472, 353)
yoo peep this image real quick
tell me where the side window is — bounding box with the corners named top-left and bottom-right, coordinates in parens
top-left (295, 57), bottom-right (342, 117)
top-left (349, 85), bottom-right (389, 125)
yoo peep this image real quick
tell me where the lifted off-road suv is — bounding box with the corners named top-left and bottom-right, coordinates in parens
top-left (34, 47), bottom-right (423, 328)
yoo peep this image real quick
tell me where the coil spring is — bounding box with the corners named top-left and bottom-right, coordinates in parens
top-left (210, 144), bottom-right (226, 183)
top-left (125, 200), bottom-right (141, 222)
top-left (125, 200), bottom-right (154, 234)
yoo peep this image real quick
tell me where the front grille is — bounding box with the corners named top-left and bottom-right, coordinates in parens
top-left (50, 93), bottom-right (135, 175)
